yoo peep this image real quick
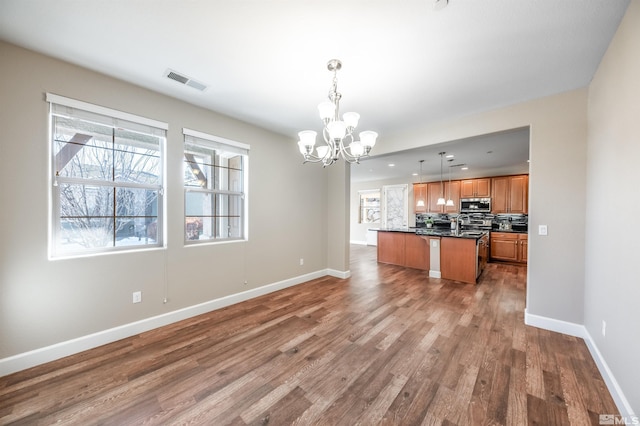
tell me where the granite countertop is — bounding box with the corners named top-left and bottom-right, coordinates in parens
top-left (490, 228), bottom-right (528, 234)
top-left (374, 228), bottom-right (416, 233)
top-left (376, 227), bottom-right (489, 240)
top-left (415, 229), bottom-right (489, 239)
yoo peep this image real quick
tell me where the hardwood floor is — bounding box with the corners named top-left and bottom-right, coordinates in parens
top-left (0, 245), bottom-right (618, 425)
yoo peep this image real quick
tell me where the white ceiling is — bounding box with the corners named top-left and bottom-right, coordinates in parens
top-left (354, 127), bottom-right (531, 183)
top-left (0, 0), bottom-right (629, 181)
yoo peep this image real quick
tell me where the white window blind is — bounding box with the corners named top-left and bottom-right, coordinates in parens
top-left (48, 94), bottom-right (167, 257)
top-left (183, 128), bottom-right (249, 243)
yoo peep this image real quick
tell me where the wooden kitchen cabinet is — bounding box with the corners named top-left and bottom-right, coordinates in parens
top-left (377, 231), bottom-right (429, 271)
top-left (519, 234), bottom-right (528, 263)
top-left (426, 181), bottom-right (460, 213)
top-left (444, 180), bottom-right (461, 214)
top-left (491, 175), bottom-right (528, 214)
top-left (413, 183), bottom-right (428, 214)
top-left (377, 231), bottom-right (405, 265)
top-left (404, 234), bottom-right (430, 270)
top-left (441, 236), bottom-right (477, 284)
top-left (426, 182), bottom-right (443, 213)
top-left (460, 178), bottom-right (491, 198)
top-left (490, 232), bottom-right (527, 263)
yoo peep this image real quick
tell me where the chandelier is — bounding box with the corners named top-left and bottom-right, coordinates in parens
top-left (297, 59), bottom-right (378, 167)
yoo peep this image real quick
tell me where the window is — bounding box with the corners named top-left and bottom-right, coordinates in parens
top-left (183, 128), bottom-right (249, 244)
top-left (48, 94), bottom-right (166, 257)
top-left (359, 189), bottom-right (381, 224)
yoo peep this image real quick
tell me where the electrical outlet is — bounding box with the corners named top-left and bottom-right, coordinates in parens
top-left (539, 225), bottom-right (548, 236)
top-left (132, 291), bottom-right (142, 304)
top-left (602, 320), bottom-right (606, 337)
top-left (299, 258), bottom-right (304, 266)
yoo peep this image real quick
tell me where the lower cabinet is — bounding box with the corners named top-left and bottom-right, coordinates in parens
top-left (405, 234), bottom-right (430, 270)
top-left (490, 232), bottom-right (528, 263)
top-left (377, 231), bottom-right (429, 271)
top-left (440, 237), bottom-right (478, 284)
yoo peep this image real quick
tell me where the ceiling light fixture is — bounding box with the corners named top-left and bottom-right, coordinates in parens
top-left (297, 59), bottom-right (378, 167)
top-left (417, 160), bottom-right (425, 208)
top-left (437, 152), bottom-right (446, 206)
top-left (446, 159), bottom-right (454, 207)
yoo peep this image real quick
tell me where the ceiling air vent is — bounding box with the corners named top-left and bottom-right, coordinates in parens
top-left (164, 69), bottom-right (208, 92)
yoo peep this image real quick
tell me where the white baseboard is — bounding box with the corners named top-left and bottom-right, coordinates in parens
top-left (328, 269), bottom-right (351, 279)
top-left (524, 309), bottom-right (585, 337)
top-left (0, 269), bottom-right (333, 377)
top-left (349, 240), bottom-right (367, 245)
top-left (429, 270), bottom-right (441, 278)
top-left (582, 329), bottom-right (637, 420)
top-left (525, 309), bottom-right (636, 420)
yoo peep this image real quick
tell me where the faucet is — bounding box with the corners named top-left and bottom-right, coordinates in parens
top-left (456, 214), bottom-right (468, 232)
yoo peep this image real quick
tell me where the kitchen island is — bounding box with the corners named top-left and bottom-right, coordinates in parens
top-left (376, 228), bottom-right (489, 284)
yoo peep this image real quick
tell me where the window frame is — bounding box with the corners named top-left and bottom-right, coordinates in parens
top-left (48, 93), bottom-right (167, 258)
top-left (358, 189), bottom-right (381, 224)
top-left (183, 128), bottom-right (249, 245)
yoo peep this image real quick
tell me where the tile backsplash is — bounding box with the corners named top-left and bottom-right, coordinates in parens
top-left (416, 213), bottom-right (528, 231)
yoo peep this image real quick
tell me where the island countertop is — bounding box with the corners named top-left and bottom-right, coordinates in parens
top-left (376, 228), bottom-right (488, 284)
top-left (375, 228), bottom-right (488, 240)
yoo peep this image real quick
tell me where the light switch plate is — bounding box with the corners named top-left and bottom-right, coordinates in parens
top-left (538, 225), bottom-right (548, 236)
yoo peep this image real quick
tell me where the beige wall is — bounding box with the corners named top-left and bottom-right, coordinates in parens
top-left (350, 177), bottom-right (416, 244)
top-left (585, 0), bottom-right (640, 414)
top-left (0, 41), bottom-right (328, 358)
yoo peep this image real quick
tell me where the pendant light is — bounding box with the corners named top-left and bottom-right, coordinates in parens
top-left (416, 160), bottom-right (425, 208)
top-left (446, 158), bottom-right (454, 207)
top-left (437, 152), bottom-right (446, 206)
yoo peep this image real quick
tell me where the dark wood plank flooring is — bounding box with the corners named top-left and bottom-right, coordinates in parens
top-left (0, 245), bottom-right (618, 425)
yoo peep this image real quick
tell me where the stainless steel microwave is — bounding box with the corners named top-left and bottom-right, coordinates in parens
top-left (460, 198), bottom-right (491, 213)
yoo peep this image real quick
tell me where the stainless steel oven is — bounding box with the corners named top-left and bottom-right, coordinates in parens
top-left (476, 233), bottom-right (489, 278)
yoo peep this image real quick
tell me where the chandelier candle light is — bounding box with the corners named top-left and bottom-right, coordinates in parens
top-left (297, 59), bottom-right (378, 167)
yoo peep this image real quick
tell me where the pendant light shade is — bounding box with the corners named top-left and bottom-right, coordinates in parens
top-left (446, 158), bottom-right (454, 207)
top-left (416, 159), bottom-right (425, 207)
top-left (437, 152), bottom-right (446, 205)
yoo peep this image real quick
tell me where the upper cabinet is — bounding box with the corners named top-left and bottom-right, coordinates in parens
top-left (409, 175), bottom-right (527, 215)
top-left (426, 181), bottom-right (460, 213)
top-left (413, 183), bottom-right (428, 214)
top-left (460, 178), bottom-right (491, 198)
top-left (491, 175), bottom-right (528, 214)
top-left (426, 182), bottom-right (443, 213)
top-left (444, 180), bottom-right (461, 214)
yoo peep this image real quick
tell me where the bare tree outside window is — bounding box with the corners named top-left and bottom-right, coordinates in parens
top-left (51, 111), bottom-right (164, 256)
